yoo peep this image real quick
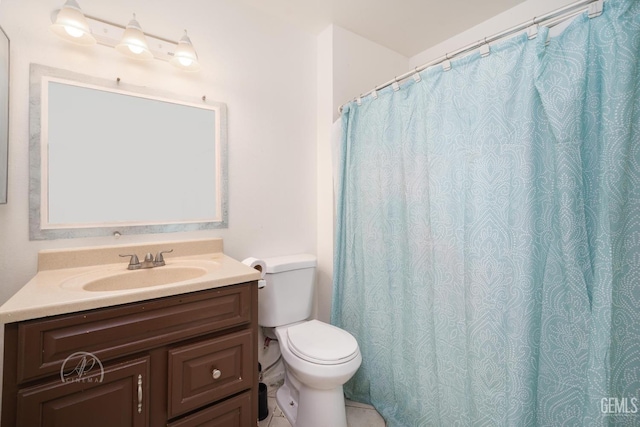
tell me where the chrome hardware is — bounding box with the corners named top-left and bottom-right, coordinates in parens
top-left (141, 253), bottom-right (155, 269)
top-left (137, 374), bottom-right (143, 414)
top-left (120, 249), bottom-right (173, 270)
top-left (212, 368), bottom-right (222, 380)
top-left (154, 249), bottom-right (174, 266)
top-left (119, 254), bottom-right (141, 270)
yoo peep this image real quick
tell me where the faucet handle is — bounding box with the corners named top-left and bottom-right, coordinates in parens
top-left (154, 249), bottom-right (173, 266)
top-left (119, 254), bottom-right (141, 270)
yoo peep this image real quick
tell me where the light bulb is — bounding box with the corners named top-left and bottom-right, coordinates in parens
top-left (64, 25), bottom-right (84, 38)
top-left (115, 14), bottom-right (152, 60)
top-left (128, 44), bottom-right (144, 55)
top-left (50, 0), bottom-right (96, 45)
top-left (178, 57), bottom-right (193, 67)
top-left (170, 30), bottom-right (200, 71)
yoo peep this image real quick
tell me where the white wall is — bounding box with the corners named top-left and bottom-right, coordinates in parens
top-left (315, 25), bottom-right (409, 322)
top-left (331, 26), bottom-right (410, 120)
top-left (409, 0), bottom-right (575, 67)
top-left (315, 26), bottom-right (333, 323)
top-left (0, 0), bottom-right (317, 305)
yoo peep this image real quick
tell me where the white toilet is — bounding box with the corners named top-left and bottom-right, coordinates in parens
top-left (259, 254), bottom-right (362, 427)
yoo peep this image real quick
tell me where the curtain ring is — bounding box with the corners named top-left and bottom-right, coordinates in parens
top-left (392, 76), bottom-right (400, 92)
top-left (413, 67), bottom-right (422, 83)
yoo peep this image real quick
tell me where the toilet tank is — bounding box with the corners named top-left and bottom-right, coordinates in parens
top-left (258, 254), bottom-right (317, 327)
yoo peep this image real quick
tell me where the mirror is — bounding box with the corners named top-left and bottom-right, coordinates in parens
top-left (0, 26), bottom-right (8, 204)
top-left (29, 64), bottom-right (228, 240)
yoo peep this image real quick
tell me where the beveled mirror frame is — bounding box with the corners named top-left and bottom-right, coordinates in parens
top-left (29, 64), bottom-right (228, 240)
top-left (0, 25), bottom-right (9, 204)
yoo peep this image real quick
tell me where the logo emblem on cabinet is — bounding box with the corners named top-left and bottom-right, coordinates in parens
top-left (60, 351), bottom-right (105, 384)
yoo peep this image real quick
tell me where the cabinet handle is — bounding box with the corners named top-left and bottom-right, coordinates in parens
top-left (212, 368), bottom-right (222, 380)
top-left (137, 374), bottom-right (143, 414)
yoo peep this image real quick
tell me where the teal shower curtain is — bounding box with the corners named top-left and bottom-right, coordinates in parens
top-left (332, 0), bottom-right (640, 425)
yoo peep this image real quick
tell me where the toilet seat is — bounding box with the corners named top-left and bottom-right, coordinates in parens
top-left (286, 320), bottom-right (359, 365)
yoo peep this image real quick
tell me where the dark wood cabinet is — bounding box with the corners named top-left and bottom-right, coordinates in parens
top-left (17, 356), bottom-right (150, 427)
top-left (167, 392), bottom-right (252, 427)
top-left (168, 329), bottom-right (253, 418)
top-left (2, 282), bottom-right (258, 427)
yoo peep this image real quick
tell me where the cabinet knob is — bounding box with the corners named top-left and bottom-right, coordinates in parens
top-left (212, 368), bottom-right (222, 380)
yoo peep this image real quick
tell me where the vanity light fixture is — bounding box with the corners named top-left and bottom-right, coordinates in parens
top-left (50, 0), bottom-right (96, 46)
top-left (170, 30), bottom-right (201, 71)
top-left (115, 14), bottom-right (153, 60)
top-left (49, 2), bottom-right (201, 71)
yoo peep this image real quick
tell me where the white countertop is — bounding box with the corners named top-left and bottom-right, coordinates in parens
top-left (0, 238), bottom-right (261, 323)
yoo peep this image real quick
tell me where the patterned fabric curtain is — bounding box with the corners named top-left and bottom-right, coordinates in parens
top-left (332, 1), bottom-right (640, 425)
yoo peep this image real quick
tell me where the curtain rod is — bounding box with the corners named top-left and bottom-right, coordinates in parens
top-left (338, 0), bottom-right (603, 114)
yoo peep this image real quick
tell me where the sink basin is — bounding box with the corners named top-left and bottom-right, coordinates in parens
top-left (82, 266), bottom-right (208, 292)
top-left (60, 260), bottom-right (218, 292)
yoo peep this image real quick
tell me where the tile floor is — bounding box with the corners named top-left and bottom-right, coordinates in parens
top-left (259, 382), bottom-right (386, 427)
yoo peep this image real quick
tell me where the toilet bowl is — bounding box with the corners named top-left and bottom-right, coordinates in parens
top-left (258, 255), bottom-right (362, 427)
top-left (275, 320), bottom-right (362, 427)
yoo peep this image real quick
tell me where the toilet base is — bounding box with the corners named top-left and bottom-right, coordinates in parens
top-left (276, 371), bottom-right (348, 427)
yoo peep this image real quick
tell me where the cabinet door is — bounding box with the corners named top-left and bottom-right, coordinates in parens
top-left (17, 356), bottom-right (150, 427)
top-left (168, 329), bottom-right (253, 418)
top-left (167, 391), bottom-right (252, 427)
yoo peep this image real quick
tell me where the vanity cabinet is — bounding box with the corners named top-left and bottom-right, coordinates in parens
top-left (16, 356), bottom-right (150, 427)
top-left (1, 281), bottom-right (258, 427)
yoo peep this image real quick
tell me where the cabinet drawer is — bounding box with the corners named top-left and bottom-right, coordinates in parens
top-left (17, 356), bottom-right (150, 427)
top-left (167, 391), bottom-right (252, 427)
top-left (168, 329), bottom-right (253, 418)
top-left (17, 283), bottom-right (252, 383)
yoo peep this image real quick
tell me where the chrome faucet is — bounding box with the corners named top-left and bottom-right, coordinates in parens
top-left (141, 253), bottom-right (155, 269)
top-left (119, 249), bottom-right (173, 270)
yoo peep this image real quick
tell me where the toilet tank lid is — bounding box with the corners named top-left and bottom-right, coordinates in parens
top-left (263, 254), bottom-right (317, 273)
